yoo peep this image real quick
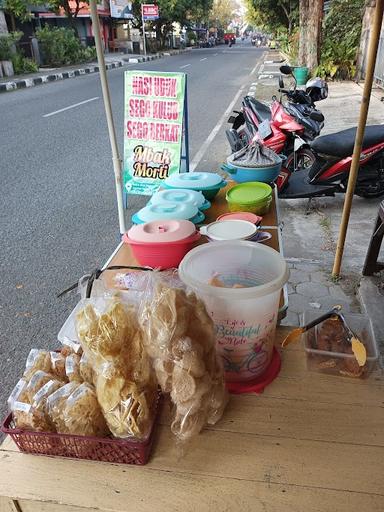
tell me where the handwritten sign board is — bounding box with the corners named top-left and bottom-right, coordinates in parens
top-left (123, 70), bottom-right (186, 196)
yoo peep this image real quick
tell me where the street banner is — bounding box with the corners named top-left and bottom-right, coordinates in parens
top-left (110, 0), bottom-right (134, 19)
top-left (141, 4), bottom-right (159, 20)
top-left (123, 70), bottom-right (186, 196)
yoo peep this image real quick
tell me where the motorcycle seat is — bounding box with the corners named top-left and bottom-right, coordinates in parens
top-left (247, 98), bottom-right (272, 122)
top-left (311, 125), bottom-right (384, 158)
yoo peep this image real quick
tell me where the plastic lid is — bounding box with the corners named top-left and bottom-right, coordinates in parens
top-left (216, 212), bottom-right (262, 224)
top-left (127, 220), bottom-right (196, 243)
top-left (134, 202), bottom-right (199, 223)
top-left (201, 220), bottom-right (257, 241)
top-left (226, 182), bottom-right (272, 205)
top-left (151, 189), bottom-right (205, 208)
top-left (165, 172), bottom-right (224, 190)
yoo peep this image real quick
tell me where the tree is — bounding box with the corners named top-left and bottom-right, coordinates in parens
top-left (245, 0), bottom-right (298, 35)
top-left (46, 0), bottom-right (87, 37)
top-left (298, 0), bottom-right (323, 69)
top-left (208, 0), bottom-right (236, 30)
top-left (2, 0), bottom-right (40, 30)
top-left (131, 0), bottom-right (214, 49)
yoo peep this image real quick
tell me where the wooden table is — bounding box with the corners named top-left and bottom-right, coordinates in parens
top-left (2, 186), bottom-right (383, 511)
top-left (1, 328), bottom-right (384, 512)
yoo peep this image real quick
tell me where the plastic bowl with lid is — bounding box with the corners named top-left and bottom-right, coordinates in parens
top-left (132, 202), bottom-right (205, 225)
top-left (150, 188), bottom-right (211, 211)
top-left (200, 220), bottom-right (259, 242)
top-left (226, 182), bottom-right (273, 215)
top-left (123, 219), bottom-right (200, 269)
top-left (216, 212), bottom-right (262, 225)
top-left (222, 158), bottom-right (283, 184)
top-left (163, 172), bottom-right (227, 200)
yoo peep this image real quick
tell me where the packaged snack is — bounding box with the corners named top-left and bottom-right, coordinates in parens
top-left (46, 381), bottom-right (79, 432)
top-left (7, 378), bottom-right (29, 408)
top-left (76, 299), bottom-right (158, 439)
top-left (26, 371), bottom-right (56, 402)
top-left (32, 379), bottom-right (63, 413)
top-left (62, 383), bottom-right (109, 437)
top-left (79, 352), bottom-right (95, 385)
top-left (139, 275), bottom-right (228, 442)
top-left (60, 340), bottom-right (83, 357)
top-left (50, 352), bottom-right (67, 381)
top-left (65, 353), bottom-right (83, 383)
top-left (11, 401), bottom-right (54, 432)
top-left (23, 349), bottom-right (52, 379)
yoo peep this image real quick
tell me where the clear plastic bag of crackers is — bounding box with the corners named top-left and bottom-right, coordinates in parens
top-left (138, 271), bottom-right (228, 443)
top-left (75, 296), bottom-right (158, 440)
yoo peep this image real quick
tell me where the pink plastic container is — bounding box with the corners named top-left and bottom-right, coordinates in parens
top-left (123, 220), bottom-right (201, 269)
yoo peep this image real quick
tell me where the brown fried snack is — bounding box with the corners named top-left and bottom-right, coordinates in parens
top-left (26, 371), bottom-right (56, 402)
top-left (50, 352), bottom-right (67, 381)
top-left (65, 353), bottom-right (83, 383)
top-left (140, 282), bottom-right (228, 442)
top-left (63, 383), bottom-right (109, 437)
top-left (23, 349), bottom-right (52, 380)
top-left (76, 300), bottom-right (157, 439)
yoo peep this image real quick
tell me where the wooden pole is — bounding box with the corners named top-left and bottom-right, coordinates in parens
top-left (332, 0), bottom-right (384, 277)
top-left (89, 0), bottom-right (126, 235)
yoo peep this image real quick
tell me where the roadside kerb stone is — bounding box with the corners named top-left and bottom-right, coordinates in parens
top-left (0, 49), bottom-right (188, 93)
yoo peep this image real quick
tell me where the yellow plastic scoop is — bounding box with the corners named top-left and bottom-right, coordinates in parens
top-left (282, 306), bottom-right (342, 348)
top-left (337, 311), bottom-right (367, 367)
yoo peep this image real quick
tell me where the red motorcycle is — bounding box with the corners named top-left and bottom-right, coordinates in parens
top-left (277, 125), bottom-right (384, 199)
top-left (226, 67), bottom-right (327, 172)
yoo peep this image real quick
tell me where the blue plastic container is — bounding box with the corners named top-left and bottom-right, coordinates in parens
top-left (222, 159), bottom-right (282, 184)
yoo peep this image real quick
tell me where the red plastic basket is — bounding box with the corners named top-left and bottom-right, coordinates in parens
top-left (2, 392), bottom-right (162, 465)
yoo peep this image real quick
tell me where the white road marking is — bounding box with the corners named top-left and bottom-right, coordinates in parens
top-left (258, 74), bottom-right (274, 79)
top-left (264, 60), bottom-right (273, 64)
top-left (200, 57), bottom-right (207, 61)
top-left (189, 85), bottom-right (245, 172)
top-left (214, 53), bottom-right (218, 56)
top-left (179, 64), bottom-right (191, 69)
top-left (43, 97), bottom-right (99, 118)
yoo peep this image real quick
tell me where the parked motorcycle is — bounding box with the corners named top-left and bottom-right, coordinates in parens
top-left (277, 125), bottom-right (384, 199)
top-left (226, 66), bottom-right (328, 172)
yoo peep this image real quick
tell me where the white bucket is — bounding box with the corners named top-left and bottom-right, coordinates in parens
top-left (179, 241), bottom-right (289, 382)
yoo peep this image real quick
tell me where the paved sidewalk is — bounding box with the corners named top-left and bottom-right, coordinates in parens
top-left (0, 47), bottom-right (192, 93)
top-left (251, 50), bottom-right (384, 346)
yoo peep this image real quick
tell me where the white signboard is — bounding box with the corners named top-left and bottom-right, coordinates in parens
top-left (110, 0), bottom-right (134, 19)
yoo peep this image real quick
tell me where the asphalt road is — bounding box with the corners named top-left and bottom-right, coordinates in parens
top-left (0, 41), bottom-right (264, 419)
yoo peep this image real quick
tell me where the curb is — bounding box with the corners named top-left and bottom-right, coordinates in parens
top-left (0, 49), bottom-right (188, 93)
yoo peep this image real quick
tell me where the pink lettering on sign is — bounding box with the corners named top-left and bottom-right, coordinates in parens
top-left (131, 75), bottom-right (177, 97)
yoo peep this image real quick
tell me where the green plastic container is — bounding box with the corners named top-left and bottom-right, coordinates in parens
top-left (293, 66), bottom-right (309, 86)
top-left (226, 182), bottom-right (273, 215)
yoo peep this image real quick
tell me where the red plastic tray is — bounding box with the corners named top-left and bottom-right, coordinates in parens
top-left (2, 392), bottom-right (162, 465)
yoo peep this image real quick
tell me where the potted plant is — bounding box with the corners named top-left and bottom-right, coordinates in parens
top-left (0, 31), bottom-right (22, 77)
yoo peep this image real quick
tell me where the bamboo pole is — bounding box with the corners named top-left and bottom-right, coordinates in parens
top-left (332, 0), bottom-right (384, 277)
top-left (89, 0), bottom-right (126, 235)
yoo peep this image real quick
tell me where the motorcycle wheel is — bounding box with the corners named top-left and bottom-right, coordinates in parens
top-left (285, 148), bottom-right (316, 173)
top-left (354, 161), bottom-right (384, 198)
top-left (355, 180), bottom-right (384, 198)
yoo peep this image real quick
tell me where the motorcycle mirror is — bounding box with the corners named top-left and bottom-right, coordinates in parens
top-left (310, 111), bottom-right (324, 122)
top-left (279, 76), bottom-right (285, 89)
top-left (280, 65), bottom-right (293, 75)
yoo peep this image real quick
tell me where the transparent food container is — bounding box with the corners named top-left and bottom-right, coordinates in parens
top-left (302, 310), bottom-right (379, 378)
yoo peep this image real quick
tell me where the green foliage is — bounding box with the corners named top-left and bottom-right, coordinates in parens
top-left (130, 0), bottom-right (213, 49)
top-left (11, 52), bottom-right (39, 74)
top-left (36, 26), bottom-right (95, 67)
top-left (315, 0), bottom-right (364, 80)
top-left (208, 0), bottom-right (236, 30)
top-left (3, 0), bottom-right (39, 22)
top-left (245, 0), bottom-right (299, 35)
top-left (0, 31), bottom-right (22, 60)
top-left (279, 28), bottom-right (299, 63)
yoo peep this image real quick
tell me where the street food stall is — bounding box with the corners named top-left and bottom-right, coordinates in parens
top-left (1, 1), bottom-right (384, 510)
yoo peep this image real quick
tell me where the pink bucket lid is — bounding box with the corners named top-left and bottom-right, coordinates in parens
top-left (127, 219), bottom-right (197, 243)
top-left (216, 212), bottom-right (263, 224)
